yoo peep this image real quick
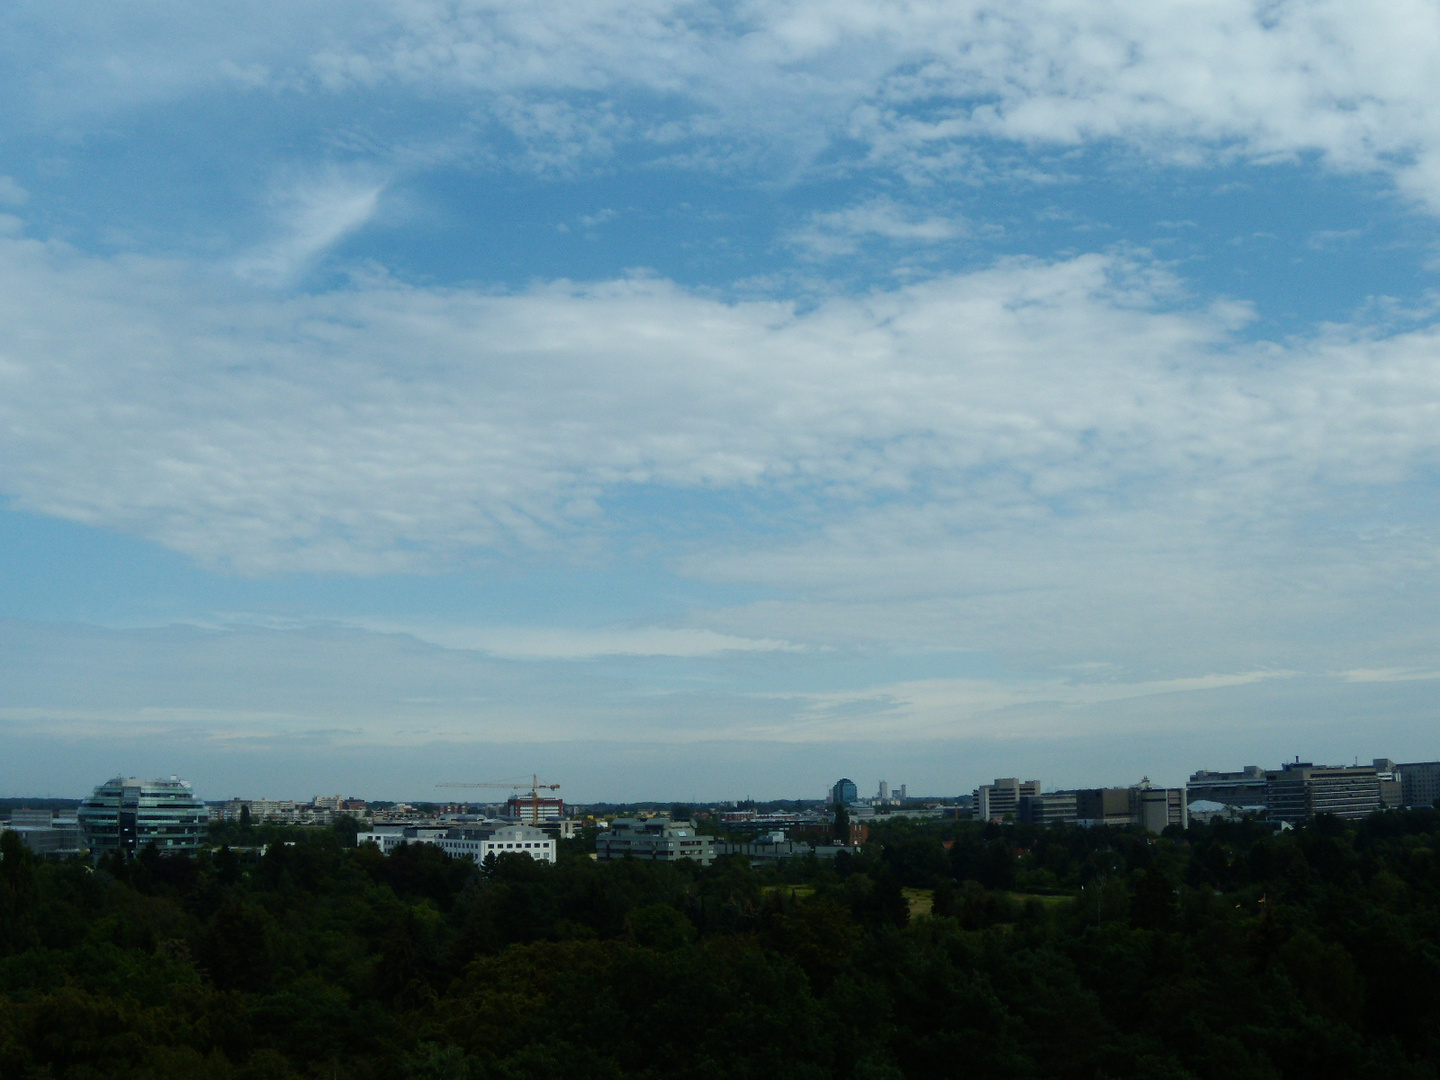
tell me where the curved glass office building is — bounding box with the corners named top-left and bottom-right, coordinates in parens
top-left (77, 776), bottom-right (208, 856)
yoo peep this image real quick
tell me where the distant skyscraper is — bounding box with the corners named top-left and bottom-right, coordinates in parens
top-left (831, 778), bottom-right (858, 806)
top-left (878, 780), bottom-right (889, 800)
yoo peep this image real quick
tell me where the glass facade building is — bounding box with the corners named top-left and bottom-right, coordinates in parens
top-left (77, 776), bottom-right (208, 856)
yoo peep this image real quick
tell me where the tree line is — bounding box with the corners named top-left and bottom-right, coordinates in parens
top-left (3, 808), bottom-right (1440, 1079)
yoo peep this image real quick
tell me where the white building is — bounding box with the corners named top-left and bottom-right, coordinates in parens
top-left (363, 822), bottom-right (556, 864)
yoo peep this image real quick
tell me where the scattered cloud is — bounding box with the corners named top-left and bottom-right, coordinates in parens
top-left (787, 197), bottom-right (967, 257)
top-left (0, 176), bottom-right (27, 206)
top-left (10, 2), bottom-right (1440, 203)
top-left (234, 173), bottom-right (385, 285)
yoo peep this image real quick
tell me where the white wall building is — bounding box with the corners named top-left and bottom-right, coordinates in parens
top-left (363, 822), bottom-right (556, 864)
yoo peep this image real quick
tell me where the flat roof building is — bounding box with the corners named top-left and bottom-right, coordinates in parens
top-left (364, 821), bottom-right (556, 864)
top-left (1016, 792), bottom-right (1077, 826)
top-left (77, 776), bottom-right (207, 857)
top-left (597, 818), bottom-right (715, 865)
top-left (1265, 763), bottom-right (1382, 823)
top-left (976, 779), bottom-right (1041, 821)
top-left (1396, 761), bottom-right (1440, 809)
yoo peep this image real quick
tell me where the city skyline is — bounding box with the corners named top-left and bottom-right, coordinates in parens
top-left (3, 2), bottom-right (1440, 800)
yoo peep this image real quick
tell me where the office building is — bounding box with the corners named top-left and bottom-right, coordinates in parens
top-left (831, 778), bottom-right (859, 806)
top-left (1137, 786), bottom-right (1187, 832)
top-left (365, 822), bottom-right (556, 863)
top-left (597, 818), bottom-right (715, 865)
top-left (1016, 793), bottom-right (1077, 826)
top-left (1373, 760), bottom-right (1404, 808)
top-left (1075, 784), bottom-right (1186, 832)
top-left (1396, 761), bottom-right (1440, 808)
top-left (77, 776), bottom-right (208, 856)
top-left (505, 794), bottom-right (565, 823)
top-left (877, 780), bottom-right (889, 801)
top-left (1, 809), bottom-right (83, 857)
top-left (1265, 763), bottom-right (1382, 823)
top-left (1187, 766), bottom-right (1268, 809)
top-left (975, 779), bottom-right (1041, 821)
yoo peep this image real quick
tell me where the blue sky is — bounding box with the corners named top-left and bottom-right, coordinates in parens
top-left (2, 0), bottom-right (1439, 801)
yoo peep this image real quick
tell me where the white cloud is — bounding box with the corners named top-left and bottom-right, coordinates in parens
top-left (787, 196), bottom-right (967, 257)
top-left (11, 2), bottom-right (1440, 201)
top-left (234, 174), bottom-right (386, 285)
top-left (0, 176), bottom-right (27, 206)
top-left (356, 621), bottom-right (802, 658)
top-left (0, 234), bottom-right (1438, 676)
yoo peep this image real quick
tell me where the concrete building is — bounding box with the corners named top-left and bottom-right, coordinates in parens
top-left (1187, 766), bottom-right (1268, 809)
top-left (597, 818), bottom-right (715, 865)
top-left (975, 779), bottom-right (1041, 821)
top-left (1373, 761), bottom-right (1404, 809)
top-left (716, 834), bottom-right (813, 865)
top-left (211, 798), bottom-right (339, 826)
top-left (78, 776), bottom-right (208, 856)
top-left (877, 780), bottom-right (889, 801)
top-left (1265, 762), bottom-right (1382, 823)
top-left (505, 794), bottom-right (565, 823)
top-left (364, 822), bottom-right (556, 863)
top-left (830, 778), bottom-right (859, 806)
top-left (1395, 761), bottom-right (1440, 808)
top-left (1074, 787), bottom-right (1136, 827)
top-left (1137, 786), bottom-right (1187, 833)
top-left (1, 809), bottom-right (83, 857)
top-left (1075, 784), bottom-right (1186, 832)
top-left (1016, 793), bottom-right (1077, 826)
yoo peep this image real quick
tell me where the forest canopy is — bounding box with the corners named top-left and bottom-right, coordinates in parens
top-left (4, 810), bottom-right (1440, 1079)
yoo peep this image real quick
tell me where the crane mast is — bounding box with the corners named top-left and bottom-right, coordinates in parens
top-left (435, 773), bottom-right (561, 825)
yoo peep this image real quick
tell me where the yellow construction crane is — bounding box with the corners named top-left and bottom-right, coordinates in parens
top-left (435, 774), bottom-right (561, 826)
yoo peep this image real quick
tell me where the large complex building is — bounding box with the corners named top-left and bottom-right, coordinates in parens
top-left (1073, 784), bottom-right (1187, 832)
top-left (1396, 761), bottom-right (1440, 809)
top-left (1187, 766), bottom-right (1269, 808)
top-left (0, 809), bottom-right (83, 857)
top-left (597, 818), bottom-right (715, 865)
top-left (830, 778), bottom-right (859, 806)
top-left (77, 776), bottom-right (208, 856)
top-left (975, 779), bottom-right (1041, 821)
top-left (1016, 792), bottom-right (1077, 826)
top-left (365, 822), bottom-right (556, 863)
top-left (1265, 762), bottom-right (1384, 823)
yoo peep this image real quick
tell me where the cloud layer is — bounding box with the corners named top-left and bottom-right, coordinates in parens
top-left (0, 229), bottom-right (1437, 674)
top-left (10, 1), bottom-right (1440, 202)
